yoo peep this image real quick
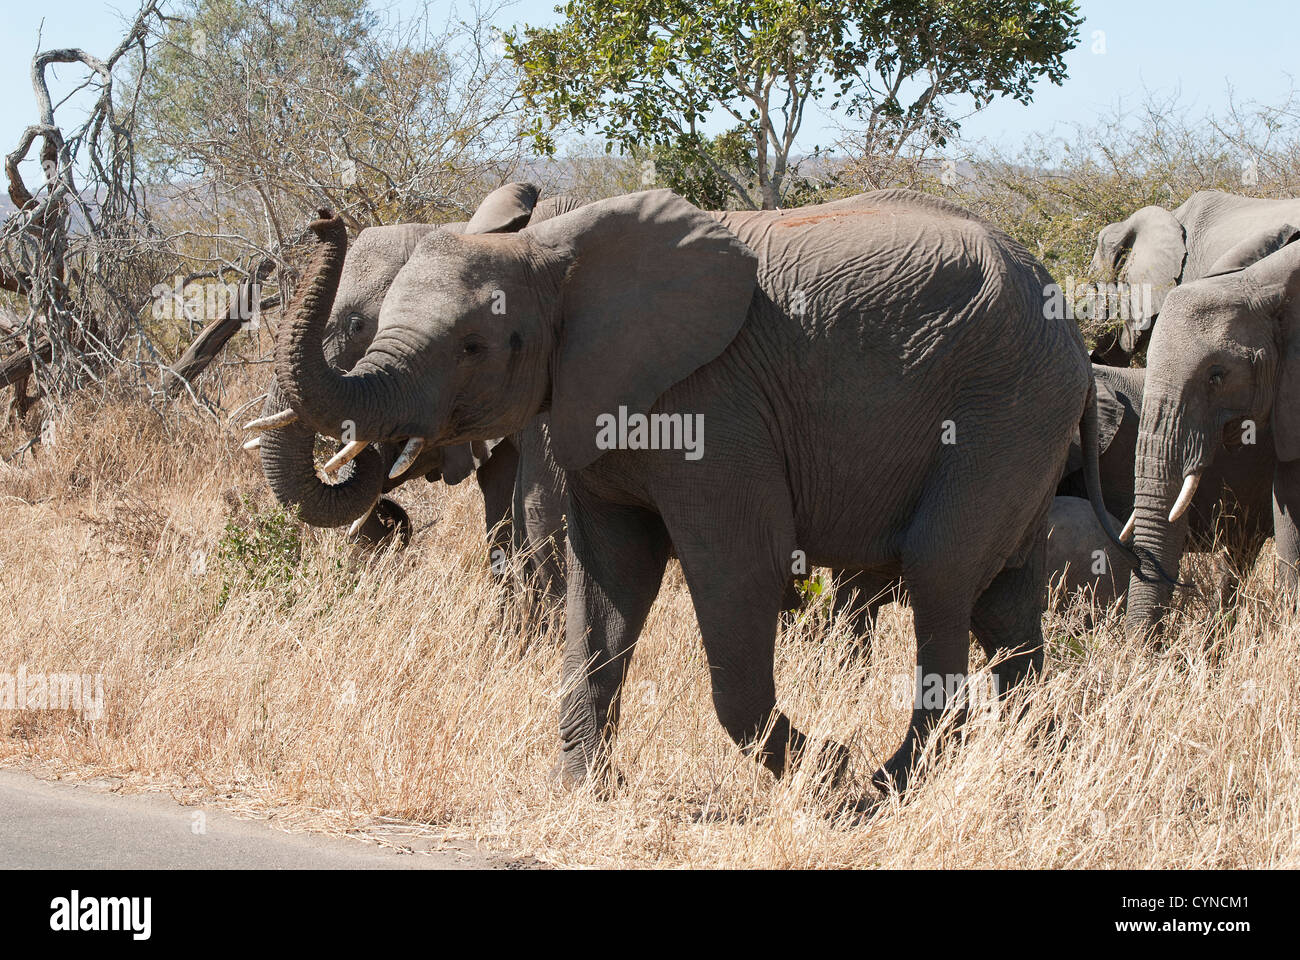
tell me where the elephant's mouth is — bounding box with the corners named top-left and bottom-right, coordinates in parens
top-left (1220, 415), bottom-right (1249, 450)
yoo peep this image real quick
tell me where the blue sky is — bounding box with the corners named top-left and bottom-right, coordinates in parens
top-left (1, 0), bottom-right (1295, 168)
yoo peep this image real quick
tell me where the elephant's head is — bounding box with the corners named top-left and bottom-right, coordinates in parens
top-left (1125, 231), bottom-right (1300, 633)
top-left (253, 182), bottom-right (545, 529)
top-left (1089, 205), bottom-right (1187, 365)
top-left (265, 190), bottom-right (757, 476)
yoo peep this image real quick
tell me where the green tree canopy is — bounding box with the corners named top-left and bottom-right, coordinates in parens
top-left (507, 0), bottom-right (1081, 208)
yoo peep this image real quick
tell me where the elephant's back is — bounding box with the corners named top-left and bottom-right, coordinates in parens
top-left (1183, 195), bottom-right (1300, 279)
top-left (716, 195), bottom-right (1086, 390)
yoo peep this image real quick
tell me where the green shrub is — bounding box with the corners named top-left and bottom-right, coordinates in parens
top-left (216, 498), bottom-right (304, 605)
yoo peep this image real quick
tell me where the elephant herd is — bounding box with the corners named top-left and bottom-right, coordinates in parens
top-left (241, 182), bottom-right (1300, 799)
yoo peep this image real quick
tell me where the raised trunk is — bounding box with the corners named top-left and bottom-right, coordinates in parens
top-left (257, 380), bottom-right (384, 528)
top-left (275, 212), bottom-right (407, 441)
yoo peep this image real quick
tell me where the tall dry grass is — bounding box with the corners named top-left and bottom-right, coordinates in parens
top-left (1, 391), bottom-right (1297, 868)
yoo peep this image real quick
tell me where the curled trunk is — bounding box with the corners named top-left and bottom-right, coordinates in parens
top-left (257, 380), bottom-right (385, 528)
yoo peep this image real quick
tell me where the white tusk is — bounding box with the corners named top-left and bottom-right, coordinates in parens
top-left (388, 437), bottom-right (425, 479)
top-left (242, 436), bottom-right (262, 451)
top-left (244, 409), bottom-right (298, 431)
top-left (1120, 510), bottom-right (1136, 542)
top-left (322, 439), bottom-right (369, 473)
top-left (321, 440), bottom-right (368, 474)
top-left (1168, 472), bottom-right (1202, 523)
top-left (347, 501), bottom-right (377, 539)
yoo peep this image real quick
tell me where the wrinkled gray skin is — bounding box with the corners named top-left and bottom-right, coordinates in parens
top-left (1125, 236), bottom-right (1300, 635)
top-left (833, 361), bottom-right (1274, 629)
top-left (271, 188), bottom-right (1114, 796)
top-left (257, 183), bottom-right (573, 597)
top-left (1091, 191), bottom-right (1300, 366)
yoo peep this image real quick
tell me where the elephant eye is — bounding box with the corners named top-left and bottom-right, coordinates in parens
top-left (461, 335), bottom-right (487, 358)
top-left (1208, 365), bottom-right (1226, 387)
top-left (346, 314), bottom-right (367, 337)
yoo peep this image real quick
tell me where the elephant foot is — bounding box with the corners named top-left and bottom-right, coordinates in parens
top-left (872, 733), bottom-right (924, 796)
top-left (547, 750), bottom-right (622, 799)
top-left (843, 791), bottom-right (885, 823)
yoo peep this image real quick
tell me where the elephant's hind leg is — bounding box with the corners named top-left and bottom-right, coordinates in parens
top-left (878, 464), bottom-right (1041, 793)
top-left (872, 592), bottom-right (974, 795)
top-left (555, 478), bottom-right (670, 791)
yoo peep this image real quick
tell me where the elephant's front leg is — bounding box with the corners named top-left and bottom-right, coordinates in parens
top-left (555, 481), bottom-right (670, 791)
top-left (1272, 458), bottom-right (1300, 610)
top-left (670, 494), bottom-right (845, 783)
top-left (476, 437), bottom-right (519, 584)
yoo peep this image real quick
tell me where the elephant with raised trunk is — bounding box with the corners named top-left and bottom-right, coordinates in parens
top-left (260, 189), bottom-right (1122, 796)
top-left (248, 183), bottom-right (573, 599)
top-left (1090, 191), bottom-right (1300, 366)
top-left (1124, 232), bottom-right (1300, 634)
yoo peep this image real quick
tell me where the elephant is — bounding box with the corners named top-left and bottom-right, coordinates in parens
top-left (260, 188), bottom-right (1122, 796)
top-left (1090, 191), bottom-right (1300, 366)
top-left (1050, 364), bottom-right (1274, 610)
top-left (248, 182), bottom-right (574, 599)
top-left (1124, 233), bottom-right (1300, 634)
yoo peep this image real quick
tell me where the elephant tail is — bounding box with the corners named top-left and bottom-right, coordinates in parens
top-left (1080, 373), bottom-right (1146, 577)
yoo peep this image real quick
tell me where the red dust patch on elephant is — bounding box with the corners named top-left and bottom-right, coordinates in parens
top-left (775, 210), bottom-right (881, 228)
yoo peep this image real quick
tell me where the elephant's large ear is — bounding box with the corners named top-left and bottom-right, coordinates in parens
top-left (1242, 241), bottom-right (1300, 461)
top-left (1092, 206), bottom-right (1186, 320)
top-left (528, 195), bottom-right (585, 225)
top-left (465, 182), bottom-right (540, 234)
top-left (524, 190), bottom-right (758, 470)
top-left (1093, 371), bottom-right (1127, 454)
top-left (1065, 369), bottom-right (1127, 473)
top-left (1204, 224), bottom-right (1300, 277)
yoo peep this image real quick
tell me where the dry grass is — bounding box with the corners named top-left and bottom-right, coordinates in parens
top-left (1, 391), bottom-right (1298, 868)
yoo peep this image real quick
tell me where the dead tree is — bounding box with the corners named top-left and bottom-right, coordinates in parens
top-left (0, 1), bottom-right (172, 409)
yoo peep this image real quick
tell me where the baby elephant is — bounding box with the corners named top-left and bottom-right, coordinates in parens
top-left (1044, 496), bottom-right (1131, 609)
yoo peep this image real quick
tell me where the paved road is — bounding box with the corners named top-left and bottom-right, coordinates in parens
top-left (0, 770), bottom-right (513, 869)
